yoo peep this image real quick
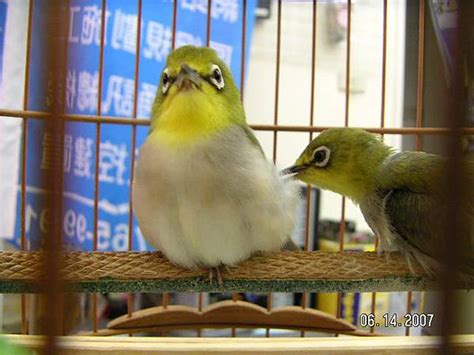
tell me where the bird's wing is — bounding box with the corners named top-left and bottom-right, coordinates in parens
top-left (380, 152), bottom-right (473, 270)
top-left (240, 124), bottom-right (266, 156)
top-left (384, 188), bottom-right (443, 259)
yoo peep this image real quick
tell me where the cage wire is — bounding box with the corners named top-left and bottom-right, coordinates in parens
top-left (0, 0), bottom-right (473, 353)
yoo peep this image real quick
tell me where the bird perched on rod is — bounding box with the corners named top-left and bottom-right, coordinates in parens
top-left (283, 128), bottom-right (474, 277)
top-left (133, 46), bottom-right (299, 282)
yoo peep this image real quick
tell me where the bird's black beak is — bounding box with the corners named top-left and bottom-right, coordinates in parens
top-left (280, 164), bottom-right (309, 177)
top-left (176, 64), bottom-right (202, 91)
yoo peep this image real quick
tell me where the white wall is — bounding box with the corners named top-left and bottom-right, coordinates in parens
top-left (0, 0), bottom-right (29, 333)
top-left (244, 0), bottom-right (406, 233)
top-left (0, 0), bottom-right (28, 241)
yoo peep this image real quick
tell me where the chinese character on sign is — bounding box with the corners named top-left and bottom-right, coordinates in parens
top-left (214, 0), bottom-right (239, 23)
top-left (74, 137), bottom-right (94, 178)
top-left (181, 0), bottom-right (239, 23)
top-left (102, 75), bottom-right (135, 116)
top-left (64, 134), bottom-right (73, 173)
top-left (143, 21), bottom-right (172, 62)
top-left (137, 83), bottom-right (157, 118)
top-left (181, 0), bottom-right (197, 12)
top-left (181, 0), bottom-right (208, 13)
top-left (99, 141), bottom-right (128, 185)
top-left (68, 6), bottom-right (80, 43)
top-left (77, 70), bottom-right (98, 113)
top-left (65, 69), bottom-right (77, 110)
top-left (111, 9), bottom-right (138, 54)
top-left (81, 5), bottom-right (109, 46)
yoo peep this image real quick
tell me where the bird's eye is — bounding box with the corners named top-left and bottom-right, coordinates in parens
top-left (209, 64), bottom-right (224, 90)
top-left (162, 68), bottom-right (171, 94)
top-left (312, 146), bottom-right (331, 167)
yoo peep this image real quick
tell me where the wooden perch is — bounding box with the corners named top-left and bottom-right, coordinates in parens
top-left (82, 300), bottom-right (376, 336)
top-left (0, 250), bottom-right (466, 293)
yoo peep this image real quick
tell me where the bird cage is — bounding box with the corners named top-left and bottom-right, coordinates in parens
top-left (0, 0), bottom-right (473, 353)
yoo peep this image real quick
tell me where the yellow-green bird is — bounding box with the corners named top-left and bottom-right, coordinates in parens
top-left (283, 128), bottom-right (474, 277)
top-left (133, 46), bottom-right (299, 280)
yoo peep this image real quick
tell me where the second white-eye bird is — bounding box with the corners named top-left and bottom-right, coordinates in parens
top-left (283, 128), bottom-right (474, 277)
top-left (133, 46), bottom-right (299, 279)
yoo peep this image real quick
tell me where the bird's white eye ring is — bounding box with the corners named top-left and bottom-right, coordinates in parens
top-left (162, 68), bottom-right (171, 94)
top-left (209, 64), bottom-right (224, 90)
top-left (312, 146), bottom-right (331, 167)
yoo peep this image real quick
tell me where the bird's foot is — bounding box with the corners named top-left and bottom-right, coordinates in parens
top-left (223, 265), bottom-right (236, 273)
top-left (376, 246), bottom-right (384, 257)
top-left (208, 267), bottom-right (224, 286)
top-left (376, 243), bottom-right (392, 260)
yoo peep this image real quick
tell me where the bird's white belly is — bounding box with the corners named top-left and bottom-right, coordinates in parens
top-left (132, 127), bottom-right (299, 268)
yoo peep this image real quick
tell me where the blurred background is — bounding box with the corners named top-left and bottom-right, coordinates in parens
top-left (0, 0), bottom-right (472, 338)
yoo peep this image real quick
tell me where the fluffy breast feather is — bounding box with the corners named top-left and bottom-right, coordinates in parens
top-left (132, 126), bottom-right (300, 268)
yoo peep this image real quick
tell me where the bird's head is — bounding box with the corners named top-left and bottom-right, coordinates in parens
top-left (283, 128), bottom-right (394, 202)
top-left (150, 46), bottom-right (244, 146)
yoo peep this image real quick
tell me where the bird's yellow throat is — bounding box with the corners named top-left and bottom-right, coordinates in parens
top-left (149, 88), bottom-right (232, 148)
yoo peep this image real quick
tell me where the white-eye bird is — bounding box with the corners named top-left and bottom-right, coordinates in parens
top-left (133, 46), bottom-right (299, 280)
top-left (283, 128), bottom-right (474, 277)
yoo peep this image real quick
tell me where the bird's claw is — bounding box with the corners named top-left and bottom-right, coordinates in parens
top-left (376, 246), bottom-right (383, 257)
top-left (208, 267), bottom-right (224, 286)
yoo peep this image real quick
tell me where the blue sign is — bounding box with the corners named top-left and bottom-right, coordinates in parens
top-left (14, 0), bottom-right (257, 251)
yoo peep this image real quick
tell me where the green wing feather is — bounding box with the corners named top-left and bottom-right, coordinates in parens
top-left (379, 151), bottom-right (474, 274)
top-left (384, 189), bottom-right (444, 259)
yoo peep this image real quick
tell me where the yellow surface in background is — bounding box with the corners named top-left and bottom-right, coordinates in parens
top-left (317, 239), bottom-right (390, 325)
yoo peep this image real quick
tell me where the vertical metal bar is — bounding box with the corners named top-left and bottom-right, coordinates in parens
top-left (60, 0), bottom-right (72, 336)
top-left (370, 0), bottom-right (388, 334)
top-left (305, 0), bottom-right (318, 249)
top-left (343, 0), bottom-right (351, 128)
top-left (266, 294), bottom-right (272, 337)
top-left (406, 0), bottom-right (425, 336)
top-left (197, 293), bottom-right (203, 337)
top-left (162, 0), bottom-right (178, 318)
top-left (20, 0), bottom-right (35, 336)
top-left (405, 291), bottom-right (413, 336)
top-left (239, 0), bottom-right (247, 99)
top-left (42, 0), bottom-right (69, 352)
top-left (206, 0), bottom-right (212, 47)
top-left (127, 0), bottom-right (143, 323)
top-left (186, 0), bottom-right (214, 336)
top-left (308, 0), bottom-right (317, 144)
top-left (231, 1), bottom-right (247, 337)
top-left (301, 0), bottom-right (317, 338)
top-left (336, 0), bottom-right (351, 329)
top-left (338, 0), bottom-right (352, 253)
top-left (92, 0), bottom-right (107, 333)
top-left (336, 197), bottom-right (346, 323)
top-left (272, 0), bottom-right (282, 163)
top-left (171, 0), bottom-right (178, 50)
top-left (380, 0), bottom-right (388, 128)
top-left (439, 4), bottom-right (467, 352)
top-left (415, 0), bottom-right (425, 150)
top-left (162, 293), bottom-right (169, 308)
top-left (267, 0), bottom-right (282, 338)
top-left (202, 0), bottom-right (212, 335)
